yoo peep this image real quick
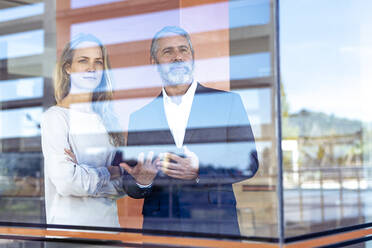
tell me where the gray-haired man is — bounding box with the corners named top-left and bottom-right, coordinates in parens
top-left (126, 26), bottom-right (258, 237)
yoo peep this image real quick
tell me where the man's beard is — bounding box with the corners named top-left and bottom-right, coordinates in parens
top-left (157, 61), bottom-right (194, 86)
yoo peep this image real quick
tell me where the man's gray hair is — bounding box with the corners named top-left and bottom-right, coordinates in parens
top-left (150, 26), bottom-right (194, 62)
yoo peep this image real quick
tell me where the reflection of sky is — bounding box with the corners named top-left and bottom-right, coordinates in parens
top-left (0, 78), bottom-right (43, 102)
top-left (71, 0), bottom-right (125, 9)
top-left (71, 1), bottom-right (270, 46)
top-left (280, 0), bottom-right (371, 122)
top-left (111, 53), bottom-right (270, 90)
top-left (0, 29), bottom-right (44, 60)
top-left (233, 88), bottom-right (272, 137)
top-left (0, 2), bottom-right (44, 23)
top-left (71, 7), bottom-right (179, 45)
top-left (229, 0), bottom-right (270, 28)
top-left (0, 107), bottom-right (42, 139)
top-left (230, 53), bottom-right (270, 79)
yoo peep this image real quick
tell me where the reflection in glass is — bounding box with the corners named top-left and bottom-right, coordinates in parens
top-left (0, 107), bottom-right (42, 139)
top-left (71, 0), bottom-right (125, 9)
top-left (0, 77), bottom-right (43, 102)
top-left (0, 0), bottom-right (279, 243)
top-left (281, 0), bottom-right (372, 238)
top-left (0, 2), bottom-right (44, 23)
top-left (0, 30), bottom-right (44, 60)
top-left (109, 53), bottom-right (270, 92)
top-left (229, 0), bottom-right (270, 28)
top-left (231, 53), bottom-right (271, 79)
top-left (71, 1), bottom-right (269, 47)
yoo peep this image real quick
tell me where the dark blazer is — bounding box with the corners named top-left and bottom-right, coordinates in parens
top-left (126, 83), bottom-right (258, 236)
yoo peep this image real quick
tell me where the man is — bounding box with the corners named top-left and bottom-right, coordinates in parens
top-left (123, 26), bottom-right (258, 237)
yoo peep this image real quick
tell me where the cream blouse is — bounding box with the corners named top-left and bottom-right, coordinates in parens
top-left (41, 106), bottom-right (125, 228)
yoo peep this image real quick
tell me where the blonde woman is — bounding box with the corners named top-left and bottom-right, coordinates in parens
top-left (41, 34), bottom-right (127, 227)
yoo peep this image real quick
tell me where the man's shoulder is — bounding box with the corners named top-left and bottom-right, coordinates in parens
top-left (195, 84), bottom-right (240, 103)
top-left (128, 94), bottom-right (163, 130)
top-left (132, 95), bottom-right (162, 116)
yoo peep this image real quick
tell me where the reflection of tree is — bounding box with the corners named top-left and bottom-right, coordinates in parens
top-left (280, 82), bottom-right (364, 173)
top-left (286, 110), bottom-right (362, 168)
top-left (281, 82), bottom-right (299, 138)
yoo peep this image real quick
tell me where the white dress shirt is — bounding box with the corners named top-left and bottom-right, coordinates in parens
top-left (162, 81), bottom-right (197, 148)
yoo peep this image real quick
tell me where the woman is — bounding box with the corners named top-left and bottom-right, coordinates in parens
top-left (41, 34), bottom-right (126, 227)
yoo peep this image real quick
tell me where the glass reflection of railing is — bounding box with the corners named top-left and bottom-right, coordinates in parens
top-left (285, 166), bottom-right (368, 190)
top-left (284, 167), bottom-right (371, 237)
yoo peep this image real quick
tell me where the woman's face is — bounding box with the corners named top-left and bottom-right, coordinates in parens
top-left (66, 41), bottom-right (104, 93)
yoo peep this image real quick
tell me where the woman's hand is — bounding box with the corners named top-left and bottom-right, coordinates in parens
top-left (64, 148), bottom-right (77, 164)
top-left (64, 148), bottom-right (120, 180)
top-left (120, 151), bottom-right (159, 185)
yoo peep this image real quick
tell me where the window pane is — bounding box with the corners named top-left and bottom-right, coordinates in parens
top-left (0, 77), bottom-right (43, 101)
top-left (0, 30), bottom-right (44, 60)
top-left (280, 0), bottom-right (372, 238)
top-left (0, 0), bottom-right (278, 245)
top-left (0, 2), bottom-right (44, 23)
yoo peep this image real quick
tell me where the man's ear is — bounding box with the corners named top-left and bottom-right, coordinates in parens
top-left (150, 57), bottom-right (156, 65)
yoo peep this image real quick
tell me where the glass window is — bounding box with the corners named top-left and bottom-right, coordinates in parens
top-left (0, 30), bottom-right (44, 60)
top-left (16, 0), bottom-right (372, 246)
top-left (0, 0), bottom-right (279, 244)
top-left (0, 2), bottom-right (44, 23)
top-left (280, 0), bottom-right (372, 239)
top-left (0, 77), bottom-right (43, 102)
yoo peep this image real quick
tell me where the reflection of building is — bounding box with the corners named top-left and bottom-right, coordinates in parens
top-left (0, 1), bottom-right (56, 151)
top-left (0, 1), bottom-right (55, 225)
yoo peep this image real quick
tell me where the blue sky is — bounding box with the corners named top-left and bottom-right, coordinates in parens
top-left (280, 0), bottom-right (372, 122)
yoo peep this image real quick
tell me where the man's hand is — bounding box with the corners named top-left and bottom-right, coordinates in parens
top-left (120, 151), bottom-right (159, 185)
top-left (157, 146), bottom-right (199, 180)
top-left (107, 166), bottom-right (121, 180)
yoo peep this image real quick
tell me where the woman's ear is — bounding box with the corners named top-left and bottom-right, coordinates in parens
top-left (64, 64), bottom-right (71, 75)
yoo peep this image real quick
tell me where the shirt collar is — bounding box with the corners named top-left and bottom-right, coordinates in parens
top-left (162, 80), bottom-right (197, 105)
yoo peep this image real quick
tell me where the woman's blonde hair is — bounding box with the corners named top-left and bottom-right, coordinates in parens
top-left (54, 33), bottom-right (124, 146)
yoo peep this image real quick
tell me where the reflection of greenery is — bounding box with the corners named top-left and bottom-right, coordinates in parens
top-left (285, 110), bottom-right (362, 138)
top-left (281, 83), bottom-right (299, 138)
top-left (283, 110), bottom-right (363, 170)
top-left (0, 153), bottom-right (42, 177)
top-left (0, 198), bottom-right (43, 222)
top-left (281, 82), bottom-right (365, 173)
top-left (0, 153), bottom-right (43, 196)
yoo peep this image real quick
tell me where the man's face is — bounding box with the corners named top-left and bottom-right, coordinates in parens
top-left (153, 35), bottom-right (194, 86)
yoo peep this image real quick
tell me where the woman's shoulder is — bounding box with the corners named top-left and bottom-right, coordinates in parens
top-left (42, 106), bottom-right (69, 126)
